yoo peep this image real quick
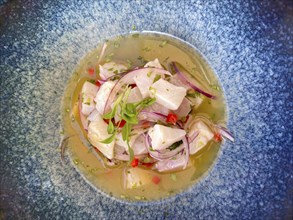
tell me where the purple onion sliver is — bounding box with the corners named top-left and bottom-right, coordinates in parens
top-left (172, 62), bottom-right (216, 99)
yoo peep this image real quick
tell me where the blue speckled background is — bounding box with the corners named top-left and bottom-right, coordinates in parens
top-left (1, 0), bottom-right (292, 219)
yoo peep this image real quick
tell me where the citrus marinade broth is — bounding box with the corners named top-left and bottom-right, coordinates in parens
top-left (61, 33), bottom-right (226, 201)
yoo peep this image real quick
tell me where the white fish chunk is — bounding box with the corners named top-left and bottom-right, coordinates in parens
top-left (80, 81), bottom-right (99, 116)
top-left (87, 114), bottom-right (115, 159)
top-left (125, 168), bottom-right (152, 189)
top-left (148, 124), bottom-right (186, 150)
top-left (189, 121), bottom-right (214, 155)
top-left (94, 81), bottom-right (116, 115)
top-left (150, 79), bottom-right (187, 110)
top-left (99, 62), bottom-right (127, 80)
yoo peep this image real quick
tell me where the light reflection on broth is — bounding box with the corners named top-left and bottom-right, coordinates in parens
top-left (61, 32), bottom-right (226, 201)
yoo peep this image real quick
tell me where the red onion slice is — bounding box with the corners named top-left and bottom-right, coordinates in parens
top-left (171, 62), bottom-right (216, 99)
top-left (103, 67), bottom-right (171, 114)
top-left (187, 131), bottom-right (199, 143)
top-left (216, 125), bottom-right (235, 142)
top-left (145, 134), bottom-right (184, 161)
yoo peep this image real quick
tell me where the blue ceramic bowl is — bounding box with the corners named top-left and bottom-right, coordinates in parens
top-left (1, 1), bottom-right (292, 219)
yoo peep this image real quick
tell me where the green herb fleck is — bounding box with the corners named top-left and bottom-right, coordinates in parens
top-left (107, 120), bottom-right (115, 134)
top-left (186, 90), bottom-right (200, 98)
top-left (87, 79), bottom-right (96, 84)
top-left (73, 158), bottom-right (80, 165)
top-left (108, 68), bottom-right (114, 71)
top-left (167, 140), bottom-right (183, 150)
top-left (147, 71), bottom-right (153, 77)
top-left (100, 132), bottom-right (116, 144)
top-left (153, 74), bottom-right (161, 83)
top-left (126, 59), bottom-right (133, 68)
top-left (159, 40), bottom-right (168, 48)
top-left (149, 86), bottom-right (156, 96)
top-left (132, 25), bottom-right (136, 30)
top-left (114, 42), bottom-right (120, 48)
top-left (66, 108), bottom-right (70, 113)
top-left (170, 173), bottom-right (177, 181)
top-left (210, 84), bottom-right (220, 91)
top-left (142, 46), bottom-right (151, 52)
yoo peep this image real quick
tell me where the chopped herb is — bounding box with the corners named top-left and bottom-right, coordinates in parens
top-left (108, 68), bottom-right (114, 71)
top-left (114, 42), bottom-right (120, 48)
top-left (149, 86), bottom-right (156, 96)
top-left (66, 108), bottom-right (70, 113)
top-left (159, 40), bottom-right (168, 47)
top-left (149, 146), bottom-right (155, 151)
top-left (211, 113), bottom-right (216, 121)
top-left (113, 70), bottom-right (119, 74)
top-left (100, 132), bottom-right (116, 144)
top-left (73, 158), bottom-right (80, 165)
top-left (147, 71), bottom-right (153, 77)
top-left (187, 90), bottom-right (200, 98)
top-left (87, 79), bottom-right (96, 84)
top-left (107, 120), bottom-right (115, 134)
top-left (59, 130), bottom-right (64, 134)
top-left (210, 84), bottom-right (220, 91)
top-left (167, 140), bottom-right (183, 150)
top-left (153, 74), bottom-right (161, 83)
top-left (132, 25), bottom-right (136, 30)
top-left (132, 33), bottom-right (139, 38)
top-left (126, 59), bottom-right (133, 68)
top-left (142, 46), bottom-right (151, 52)
top-left (107, 52), bottom-right (114, 58)
top-left (170, 173), bottom-right (177, 181)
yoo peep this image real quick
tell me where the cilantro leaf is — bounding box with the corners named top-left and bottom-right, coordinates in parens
top-left (107, 120), bottom-right (115, 134)
top-left (100, 132), bottom-right (116, 144)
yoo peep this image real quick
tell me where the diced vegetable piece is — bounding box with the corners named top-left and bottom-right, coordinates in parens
top-left (144, 58), bottom-right (163, 69)
top-left (125, 168), bottom-right (152, 189)
top-left (99, 62), bottom-right (127, 80)
top-left (94, 81), bottom-right (116, 115)
top-left (148, 124), bottom-right (186, 150)
top-left (131, 158), bottom-right (139, 167)
top-left (188, 121), bottom-right (214, 154)
top-left (150, 79), bottom-right (187, 110)
top-left (127, 87), bottom-right (143, 103)
top-left (166, 113), bottom-right (178, 125)
top-left (154, 153), bottom-right (187, 172)
top-left (87, 114), bottom-right (115, 159)
top-left (173, 98), bottom-right (192, 118)
top-left (152, 175), bottom-right (161, 184)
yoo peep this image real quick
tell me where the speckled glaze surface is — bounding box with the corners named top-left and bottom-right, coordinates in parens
top-left (1, 0), bottom-right (292, 219)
